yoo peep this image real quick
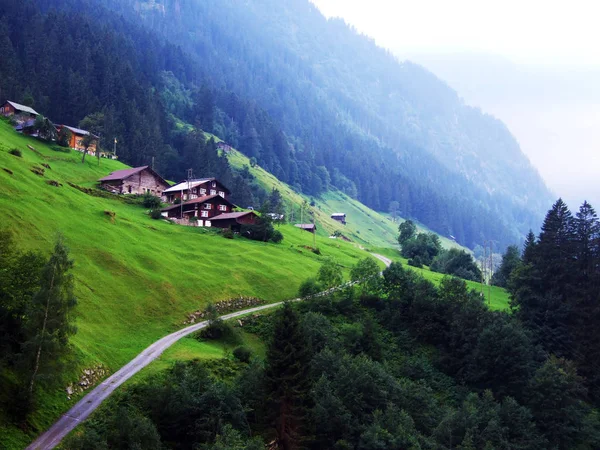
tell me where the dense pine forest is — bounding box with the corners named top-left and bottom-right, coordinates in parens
top-left (0, 0), bottom-right (552, 249)
top-left (57, 199), bottom-right (600, 450)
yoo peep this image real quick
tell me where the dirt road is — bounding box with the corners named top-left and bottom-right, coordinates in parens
top-left (26, 254), bottom-right (391, 449)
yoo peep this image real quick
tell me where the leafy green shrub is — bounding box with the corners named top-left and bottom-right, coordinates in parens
top-left (270, 229), bottom-right (283, 243)
top-left (150, 209), bottom-right (162, 220)
top-left (142, 193), bottom-right (162, 209)
top-left (299, 278), bottom-right (322, 298)
top-left (222, 227), bottom-right (234, 239)
top-left (232, 346), bottom-right (252, 363)
top-left (9, 148), bottom-right (22, 157)
top-left (408, 257), bottom-right (423, 268)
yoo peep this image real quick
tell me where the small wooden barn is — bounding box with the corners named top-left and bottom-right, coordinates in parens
top-left (295, 223), bottom-right (317, 233)
top-left (211, 211), bottom-right (259, 231)
top-left (331, 213), bottom-right (347, 225)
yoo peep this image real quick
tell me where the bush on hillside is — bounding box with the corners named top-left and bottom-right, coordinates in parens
top-left (298, 278), bottom-right (322, 298)
top-left (240, 216), bottom-right (284, 243)
top-left (9, 148), bottom-right (22, 157)
top-left (222, 228), bottom-right (235, 239)
top-left (232, 346), bottom-right (252, 363)
top-left (430, 248), bottom-right (482, 281)
top-left (142, 193), bottom-right (162, 209)
top-left (150, 209), bottom-right (162, 220)
top-left (408, 257), bottom-right (423, 268)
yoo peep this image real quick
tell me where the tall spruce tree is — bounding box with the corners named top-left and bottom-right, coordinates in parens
top-left (265, 302), bottom-right (312, 450)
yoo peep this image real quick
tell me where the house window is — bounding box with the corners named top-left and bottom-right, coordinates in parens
top-left (201, 211), bottom-right (209, 218)
top-left (218, 191), bottom-right (225, 197)
top-left (218, 204), bottom-right (227, 211)
top-left (212, 181), bottom-right (216, 187)
top-left (204, 203), bottom-right (212, 210)
top-left (128, 186), bottom-right (132, 194)
top-left (210, 189), bottom-right (217, 195)
top-left (200, 188), bottom-right (206, 195)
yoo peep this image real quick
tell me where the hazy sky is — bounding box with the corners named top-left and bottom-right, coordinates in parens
top-left (310, 0), bottom-right (600, 209)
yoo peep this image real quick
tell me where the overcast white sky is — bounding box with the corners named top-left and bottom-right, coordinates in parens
top-left (310, 0), bottom-right (600, 208)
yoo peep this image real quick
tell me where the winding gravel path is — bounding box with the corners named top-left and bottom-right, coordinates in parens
top-left (26, 254), bottom-right (392, 450)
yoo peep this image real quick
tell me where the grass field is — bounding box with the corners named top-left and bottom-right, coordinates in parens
top-left (226, 148), bottom-right (465, 251)
top-left (0, 120), bottom-right (508, 448)
top-left (0, 121), bottom-right (382, 447)
top-left (371, 247), bottom-right (511, 311)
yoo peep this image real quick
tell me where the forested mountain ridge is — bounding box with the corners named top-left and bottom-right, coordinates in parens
top-left (0, 0), bottom-right (552, 249)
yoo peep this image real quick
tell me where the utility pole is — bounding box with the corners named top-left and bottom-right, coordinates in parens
top-left (113, 137), bottom-right (117, 158)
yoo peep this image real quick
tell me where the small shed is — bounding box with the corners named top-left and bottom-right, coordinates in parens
top-left (331, 213), bottom-right (347, 225)
top-left (211, 211), bottom-right (260, 231)
top-left (295, 223), bottom-right (317, 233)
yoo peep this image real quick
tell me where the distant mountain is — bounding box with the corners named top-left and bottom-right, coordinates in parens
top-left (401, 51), bottom-right (600, 209)
top-left (0, 0), bottom-right (554, 249)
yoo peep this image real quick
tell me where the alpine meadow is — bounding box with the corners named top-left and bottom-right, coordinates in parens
top-left (1, 0), bottom-right (599, 449)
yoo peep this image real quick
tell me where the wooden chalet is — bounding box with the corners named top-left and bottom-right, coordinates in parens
top-left (99, 166), bottom-right (170, 196)
top-left (163, 178), bottom-right (231, 203)
top-left (295, 223), bottom-right (317, 233)
top-left (161, 194), bottom-right (235, 226)
top-left (210, 211), bottom-right (259, 231)
top-left (0, 101), bottom-right (39, 120)
top-left (55, 125), bottom-right (98, 154)
top-left (331, 213), bottom-right (347, 225)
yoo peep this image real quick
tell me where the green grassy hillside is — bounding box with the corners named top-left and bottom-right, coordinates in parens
top-left (226, 148), bottom-right (464, 250)
top-left (0, 121), bottom-right (382, 447)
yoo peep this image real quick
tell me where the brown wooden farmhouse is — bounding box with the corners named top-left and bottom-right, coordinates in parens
top-left (163, 178), bottom-right (231, 203)
top-left (55, 125), bottom-right (98, 154)
top-left (161, 194), bottom-right (235, 225)
top-left (99, 166), bottom-right (170, 196)
top-left (0, 101), bottom-right (39, 120)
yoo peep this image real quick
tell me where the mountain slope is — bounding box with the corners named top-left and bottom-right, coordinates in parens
top-left (0, 122), bottom-right (376, 447)
top-left (117, 0), bottom-right (552, 246)
top-left (0, 0), bottom-right (553, 250)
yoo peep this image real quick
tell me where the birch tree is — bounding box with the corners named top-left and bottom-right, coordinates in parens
top-left (24, 236), bottom-right (77, 394)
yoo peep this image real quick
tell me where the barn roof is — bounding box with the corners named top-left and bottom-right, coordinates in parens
top-left (60, 124), bottom-right (98, 138)
top-left (161, 194), bottom-right (234, 212)
top-left (295, 223), bottom-right (316, 230)
top-left (331, 213), bottom-right (346, 217)
top-left (211, 211), bottom-right (258, 221)
top-left (163, 179), bottom-right (214, 193)
top-left (6, 101), bottom-right (39, 116)
top-left (99, 166), bottom-right (149, 182)
top-left (98, 166), bottom-right (170, 188)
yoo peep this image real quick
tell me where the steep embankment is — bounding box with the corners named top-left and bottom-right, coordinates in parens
top-left (226, 146), bottom-right (464, 250)
top-left (0, 122), bottom-right (378, 447)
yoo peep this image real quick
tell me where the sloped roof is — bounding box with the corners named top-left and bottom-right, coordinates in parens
top-left (211, 211), bottom-right (258, 221)
top-left (6, 101), bottom-right (39, 116)
top-left (98, 166), bottom-right (170, 188)
top-left (161, 194), bottom-right (234, 212)
top-left (163, 178), bottom-right (214, 193)
top-left (60, 125), bottom-right (98, 138)
top-left (295, 223), bottom-right (316, 230)
top-left (331, 213), bottom-right (346, 217)
top-left (99, 166), bottom-right (149, 182)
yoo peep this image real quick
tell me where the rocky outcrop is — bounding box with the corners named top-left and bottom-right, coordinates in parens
top-left (184, 297), bottom-right (265, 324)
top-left (65, 365), bottom-right (109, 399)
